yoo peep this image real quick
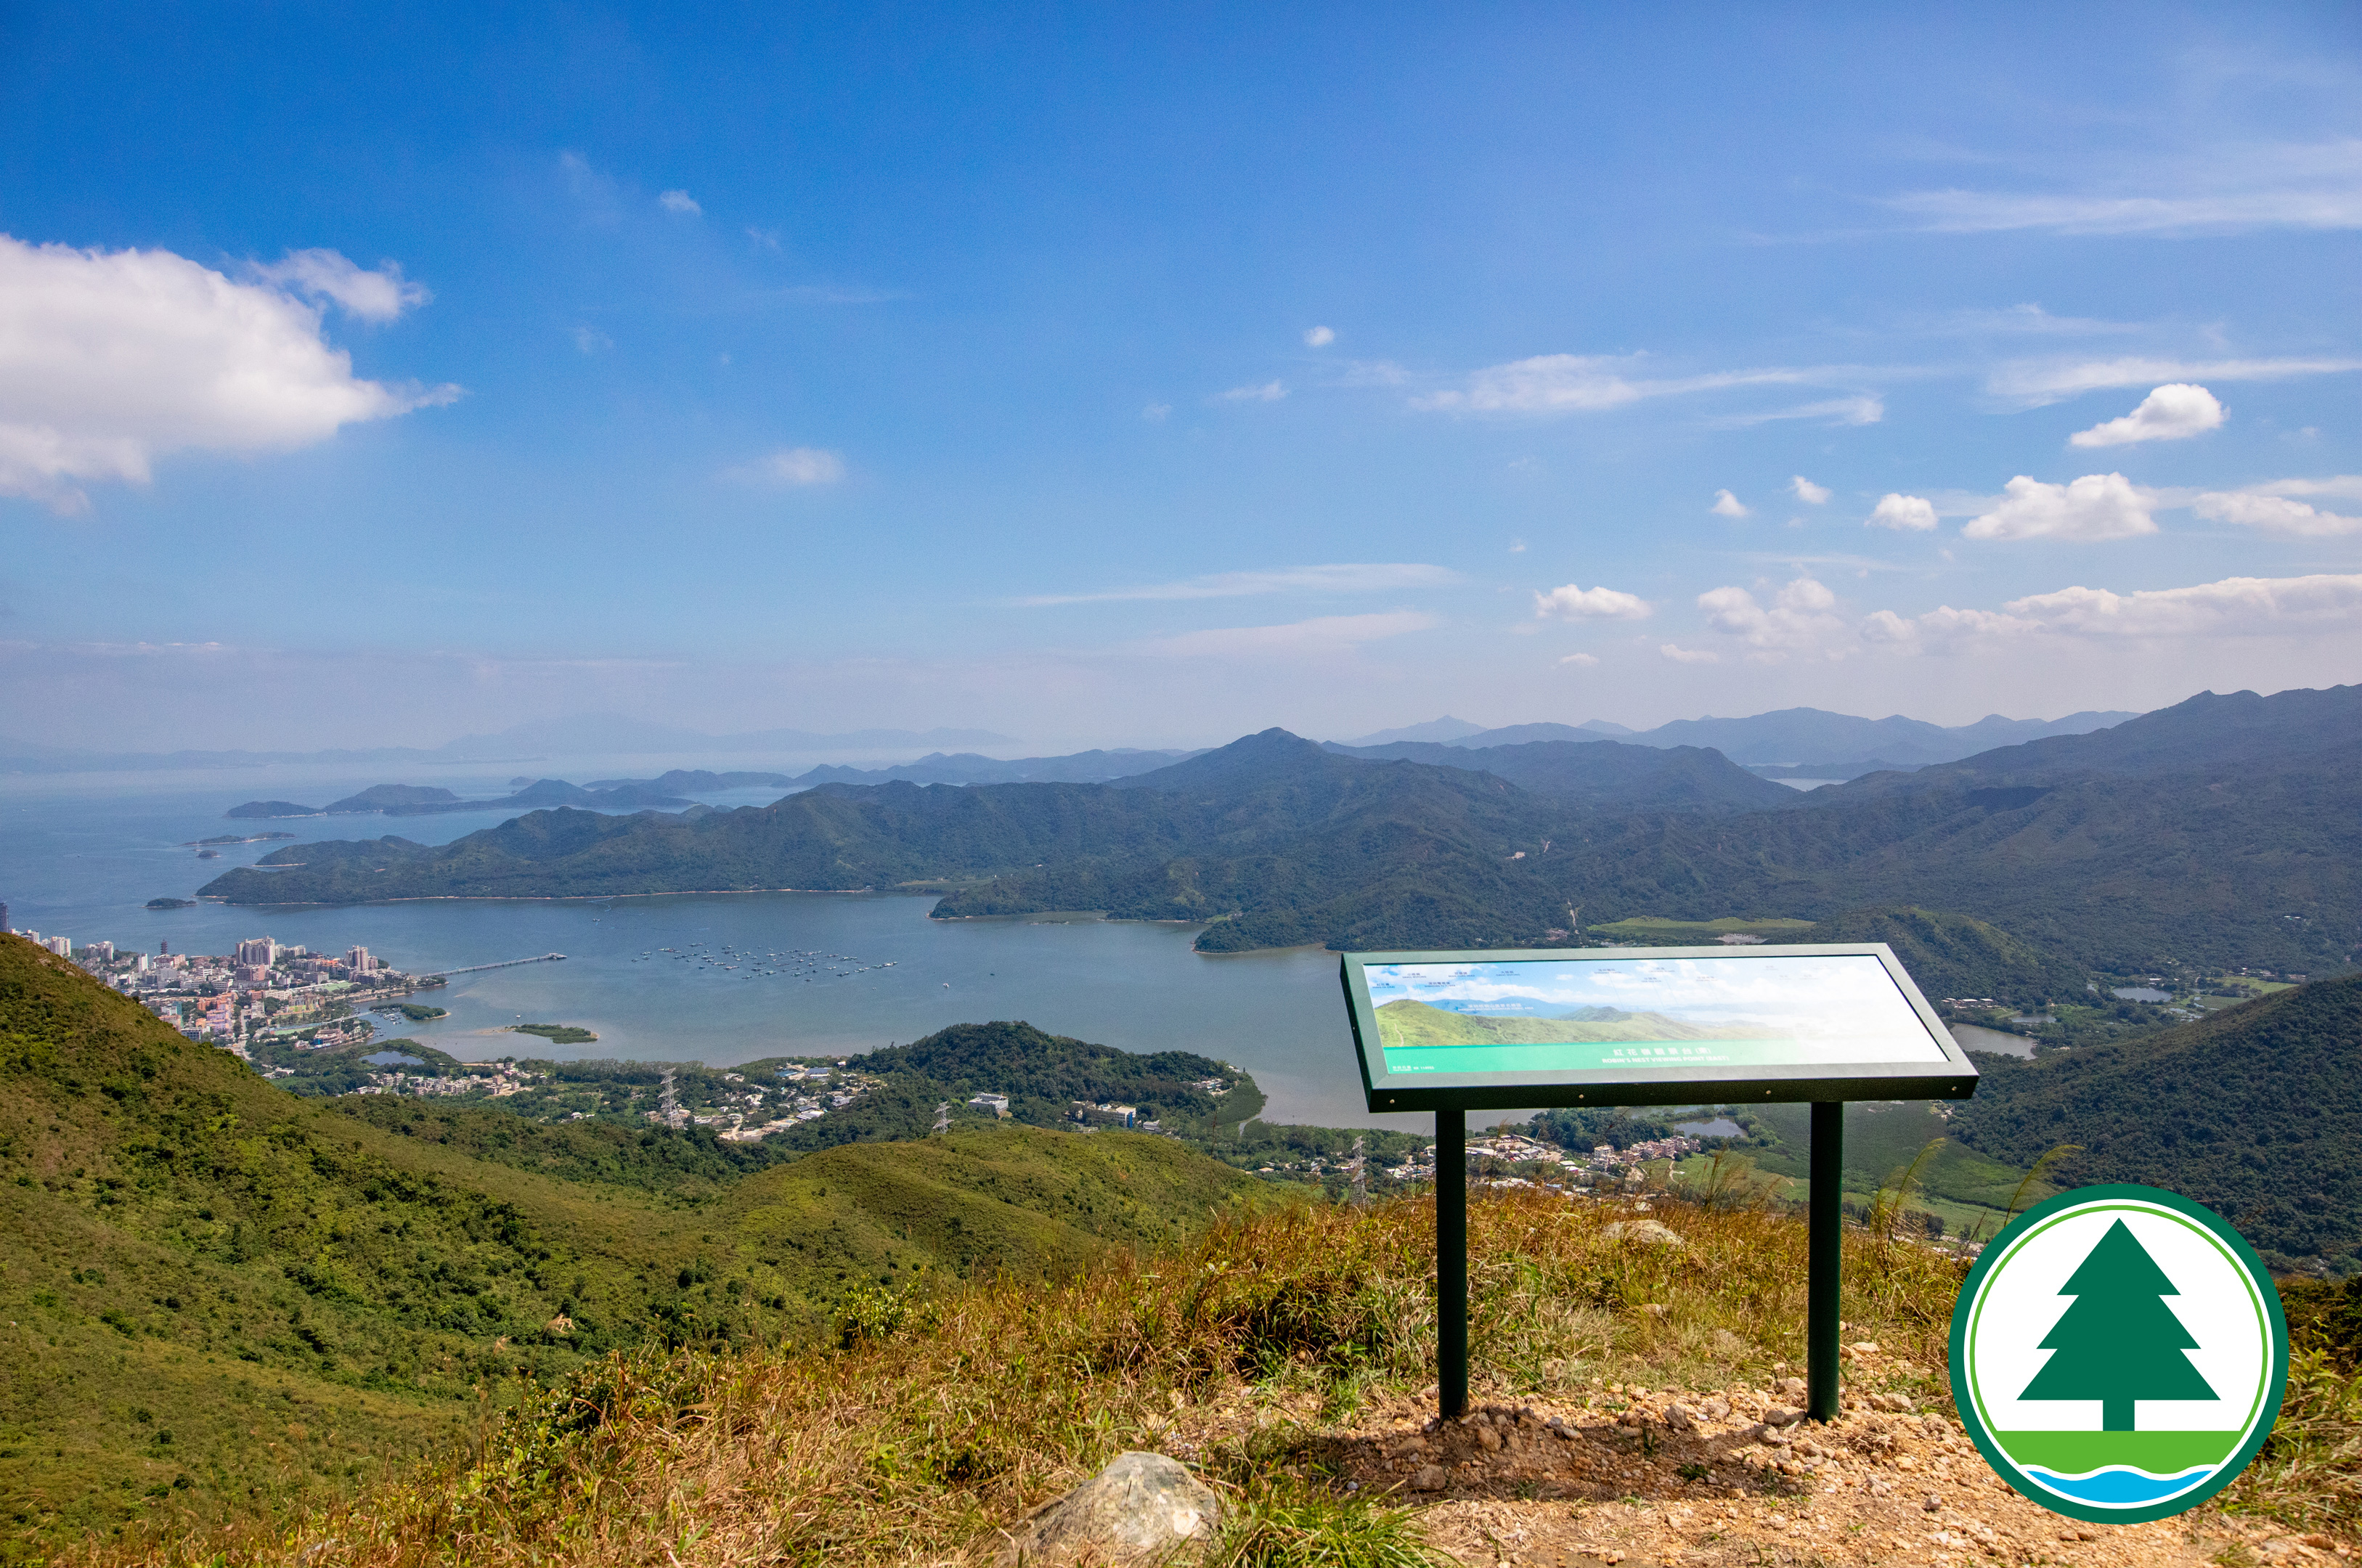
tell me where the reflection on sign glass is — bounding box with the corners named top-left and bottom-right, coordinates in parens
top-left (1363, 953), bottom-right (1947, 1079)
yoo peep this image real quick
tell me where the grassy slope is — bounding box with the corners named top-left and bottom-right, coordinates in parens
top-left (1948, 973), bottom-right (2362, 1271)
top-left (0, 937), bottom-right (1281, 1560)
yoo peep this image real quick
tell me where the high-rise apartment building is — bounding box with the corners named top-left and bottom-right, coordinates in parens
top-left (346, 945), bottom-right (374, 972)
top-left (235, 937), bottom-right (277, 968)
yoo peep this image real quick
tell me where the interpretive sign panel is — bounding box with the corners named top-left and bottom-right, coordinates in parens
top-left (1341, 942), bottom-right (1976, 1111)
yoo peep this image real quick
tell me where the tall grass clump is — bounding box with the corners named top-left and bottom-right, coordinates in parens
top-left (76, 1190), bottom-right (1975, 1568)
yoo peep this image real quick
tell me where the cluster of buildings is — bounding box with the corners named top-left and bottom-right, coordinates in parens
top-left (9, 922), bottom-right (427, 1053)
top-left (710, 1066), bottom-right (870, 1141)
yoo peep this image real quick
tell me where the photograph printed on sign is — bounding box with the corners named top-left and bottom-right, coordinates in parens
top-left (1364, 953), bottom-right (1951, 1077)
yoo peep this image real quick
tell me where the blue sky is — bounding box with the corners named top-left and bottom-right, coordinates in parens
top-left (1, 3), bottom-right (2357, 751)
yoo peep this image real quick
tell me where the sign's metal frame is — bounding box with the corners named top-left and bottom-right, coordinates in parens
top-left (1342, 941), bottom-right (1979, 1111)
top-left (1337, 942), bottom-right (1981, 1425)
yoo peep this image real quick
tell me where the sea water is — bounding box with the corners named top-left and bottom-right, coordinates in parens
top-left (0, 763), bottom-right (1427, 1130)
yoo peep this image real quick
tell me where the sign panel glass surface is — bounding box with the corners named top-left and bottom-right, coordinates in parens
top-left (1342, 944), bottom-right (1974, 1109)
top-left (1367, 952), bottom-right (1945, 1078)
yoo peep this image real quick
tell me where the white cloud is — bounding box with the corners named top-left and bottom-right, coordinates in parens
top-left (659, 189), bottom-right (702, 216)
top-left (1863, 571), bottom-right (2362, 650)
top-left (746, 226), bottom-right (781, 250)
top-left (2193, 488), bottom-right (2362, 536)
top-left (1711, 489), bottom-right (1751, 518)
top-left (1135, 610), bottom-right (1437, 658)
top-left (1557, 652), bottom-right (1600, 667)
top-left (1024, 563), bottom-right (1457, 607)
top-left (0, 235), bottom-right (457, 513)
top-left (246, 249), bottom-right (431, 322)
top-left (1697, 576), bottom-right (1846, 653)
top-left (1987, 356), bottom-right (2362, 407)
top-left (2005, 574), bottom-right (2362, 637)
top-left (1215, 380), bottom-right (1287, 403)
top-left (1888, 179), bottom-right (2362, 237)
top-left (1141, 403), bottom-right (1171, 423)
top-left (1866, 493), bottom-right (1939, 532)
top-left (1508, 537), bottom-right (1527, 554)
top-left (728, 446), bottom-right (845, 486)
top-left (1414, 353), bottom-right (1814, 415)
top-left (1713, 395), bottom-right (1884, 428)
top-left (1791, 475), bottom-right (1831, 505)
top-left (571, 324), bottom-right (612, 354)
top-left (1534, 583), bottom-right (1651, 621)
top-left (1303, 326), bottom-right (1335, 347)
top-left (2069, 383), bottom-right (2225, 448)
top-left (1963, 473), bottom-right (2157, 542)
top-left (1659, 643), bottom-right (1719, 664)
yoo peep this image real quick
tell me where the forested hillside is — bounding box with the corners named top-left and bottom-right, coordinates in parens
top-left (1950, 974), bottom-right (2362, 1272)
top-left (0, 936), bottom-right (1275, 1556)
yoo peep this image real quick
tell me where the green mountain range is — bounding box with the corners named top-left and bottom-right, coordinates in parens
top-left (197, 687), bottom-right (2362, 976)
top-left (0, 935), bottom-right (1278, 1558)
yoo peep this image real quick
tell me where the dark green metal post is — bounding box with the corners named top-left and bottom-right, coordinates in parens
top-left (1808, 1100), bottom-right (1844, 1421)
top-left (1436, 1108), bottom-right (1467, 1419)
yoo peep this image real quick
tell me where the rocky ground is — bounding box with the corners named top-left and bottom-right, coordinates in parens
top-left (1170, 1365), bottom-right (2348, 1568)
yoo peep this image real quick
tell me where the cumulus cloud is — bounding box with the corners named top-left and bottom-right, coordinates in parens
top-left (1863, 571), bottom-right (2362, 650)
top-left (1215, 380), bottom-right (1287, 403)
top-left (1867, 493), bottom-right (1939, 531)
top-left (1987, 355), bottom-right (2362, 407)
top-left (1711, 489), bottom-right (1751, 518)
top-left (1557, 652), bottom-right (1600, 667)
top-left (246, 249), bottom-right (431, 322)
top-left (1791, 475), bottom-right (1831, 505)
top-left (1533, 583), bottom-right (1651, 621)
top-left (728, 446), bottom-right (845, 486)
top-left (1024, 563), bottom-right (1455, 607)
top-left (2193, 483), bottom-right (2362, 536)
top-left (2069, 383), bottom-right (2225, 448)
top-left (1414, 353), bottom-right (1812, 415)
top-left (1135, 610), bottom-right (1437, 658)
top-left (2004, 574), bottom-right (2362, 637)
top-left (1659, 643), bottom-right (1719, 664)
top-left (0, 235), bottom-right (457, 513)
top-left (1963, 473), bottom-right (2157, 542)
top-left (1303, 325), bottom-right (1335, 347)
top-left (1697, 576), bottom-right (1846, 655)
top-left (659, 189), bottom-right (702, 216)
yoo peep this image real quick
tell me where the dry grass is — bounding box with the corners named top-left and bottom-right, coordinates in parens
top-left (72, 1188), bottom-right (2347, 1567)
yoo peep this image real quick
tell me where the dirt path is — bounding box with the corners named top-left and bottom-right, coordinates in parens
top-left (1183, 1379), bottom-right (2345, 1567)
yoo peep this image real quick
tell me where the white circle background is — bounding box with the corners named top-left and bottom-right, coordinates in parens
top-left (1966, 1201), bottom-right (2269, 1436)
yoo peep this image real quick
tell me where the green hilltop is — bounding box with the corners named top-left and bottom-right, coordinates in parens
top-left (0, 935), bottom-right (1280, 1559)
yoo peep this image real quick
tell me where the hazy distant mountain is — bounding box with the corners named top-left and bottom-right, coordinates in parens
top-left (791, 748), bottom-right (1200, 787)
top-left (1574, 706), bottom-right (2134, 769)
top-left (1345, 716), bottom-right (1489, 746)
top-left (225, 778), bottom-right (691, 819)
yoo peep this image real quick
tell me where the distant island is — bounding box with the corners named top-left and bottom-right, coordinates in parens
top-left (229, 778), bottom-right (691, 818)
top-left (509, 1022), bottom-right (597, 1043)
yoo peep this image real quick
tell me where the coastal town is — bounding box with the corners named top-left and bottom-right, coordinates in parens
top-left (9, 923), bottom-right (436, 1056)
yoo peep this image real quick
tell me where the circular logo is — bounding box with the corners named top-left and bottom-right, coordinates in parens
top-left (1950, 1184), bottom-right (2287, 1524)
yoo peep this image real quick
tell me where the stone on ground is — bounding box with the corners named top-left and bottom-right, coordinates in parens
top-left (996, 1450), bottom-right (1218, 1566)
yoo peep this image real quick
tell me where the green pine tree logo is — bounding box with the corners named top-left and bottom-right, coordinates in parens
top-left (2019, 1217), bottom-right (2218, 1431)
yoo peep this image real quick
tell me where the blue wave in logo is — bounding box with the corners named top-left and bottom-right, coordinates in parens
top-left (2025, 1466), bottom-right (2215, 1506)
